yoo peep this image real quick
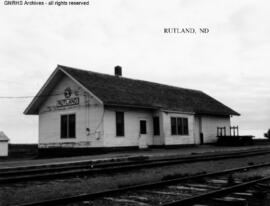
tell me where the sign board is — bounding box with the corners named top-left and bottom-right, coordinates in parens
top-left (56, 97), bottom-right (79, 108)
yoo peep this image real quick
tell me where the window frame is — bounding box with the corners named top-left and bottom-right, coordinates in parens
top-left (60, 113), bottom-right (76, 139)
top-left (171, 117), bottom-right (177, 135)
top-left (116, 111), bottom-right (125, 137)
top-left (153, 116), bottom-right (160, 136)
top-left (171, 117), bottom-right (189, 136)
top-left (140, 120), bottom-right (147, 135)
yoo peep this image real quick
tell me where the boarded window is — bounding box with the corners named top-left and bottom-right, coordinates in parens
top-left (116, 112), bottom-right (124, 136)
top-left (171, 117), bottom-right (189, 135)
top-left (61, 114), bottom-right (76, 138)
top-left (153, 117), bottom-right (160, 136)
top-left (140, 120), bottom-right (147, 134)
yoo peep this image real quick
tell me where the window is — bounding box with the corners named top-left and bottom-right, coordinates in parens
top-left (171, 117), bottom-right (177, 135)
top-left (140, 120), bottom-right (147, 134)
top-left (153, 117), bottom-right (160, 136)
top-left (171, 117), bottom-right (189, 135)
top-left (183, 118), bottom-right (188, 135)
top-left (61, 114), bottom-right (76, 138)
top-left (116, 112), bottom-right (124, 136)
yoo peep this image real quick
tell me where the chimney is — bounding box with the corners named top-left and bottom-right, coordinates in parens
top-left (114, 66), bottom-right (122, 77)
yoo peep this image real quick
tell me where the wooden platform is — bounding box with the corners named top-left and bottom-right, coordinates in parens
top-left (217, 135), bottom-right (254, 146)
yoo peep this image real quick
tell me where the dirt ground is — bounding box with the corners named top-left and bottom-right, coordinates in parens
top-left (2, 153), bottom-right (270, 206)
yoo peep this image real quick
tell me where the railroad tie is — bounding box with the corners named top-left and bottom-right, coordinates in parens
top-left (233, 192), bottom-right (253, 197)
top-left (168, 185), bottom-right (208, 192)
top-left (185, 183), bottom-right (220, 190)
top-left (140, 190), bottom-right (180, 196)
top-left (126, 195), bottom-right (149, 201)
top-left (206, 179), bottom-right (228, 184)
top-left (256, 183), bottom-right (270, 188)
top-left (192, 205), bottom-right (209, 206)
top-left (213, 196), bottom-right (248, 206)
top-left (104, 197), bottom-right (151, 206)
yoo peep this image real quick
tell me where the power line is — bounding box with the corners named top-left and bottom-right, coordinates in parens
top-left (0, 79), bottom-right (38, 86)
top-left (0, 93), bottom-right (65, 99)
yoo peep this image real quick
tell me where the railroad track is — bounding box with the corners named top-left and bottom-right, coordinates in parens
top-left (17, 161), bottom-right (270, 206)
top-left (2, 148), bottom-right (270, 184)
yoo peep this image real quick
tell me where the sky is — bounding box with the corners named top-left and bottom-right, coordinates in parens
top-left (0, 0), bottom-right (269, 143)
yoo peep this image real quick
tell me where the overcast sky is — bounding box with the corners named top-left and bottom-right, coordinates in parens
top-left (0, 0), bottom-right (269, 143)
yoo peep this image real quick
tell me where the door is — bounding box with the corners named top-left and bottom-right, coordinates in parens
top-left (199, 116), bottom-right (204, 145)
top-left (139, 120), bottom-right (148, 149)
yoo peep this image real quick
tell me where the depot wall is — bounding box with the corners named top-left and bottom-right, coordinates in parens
top-left (36, 74), bottom-right (232, 149)
top-left (38, 75), bottom-right (104, 148)
top-left (161, 112), bottom-right (196, 145)
top-left (193, 115), bottom-right (231, 144)
top-left (201, 115), bottom-right (230, 143)
top-left (103, 109), bottom-right (154, 147)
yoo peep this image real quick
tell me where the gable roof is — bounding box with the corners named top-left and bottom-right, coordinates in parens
top-left (24, 65), bottom-right (240, 116)
top-left (0, 131), bottom-right (9, 142)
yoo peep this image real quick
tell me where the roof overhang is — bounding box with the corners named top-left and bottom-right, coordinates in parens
top-left (104, 105), bottom-right (239, 116)
top-left (195, 111), bottom-right (240, 117)
top-left (24, 65), bottom-right (103, 115)
top-left (0, 132), bottom-right (9, 142)
top-left (104, 103), bottom-right (159, 110)
top-left (161, 109), bottom-right (195, 115)
top-left (24, 66), bottom-right (61, 115)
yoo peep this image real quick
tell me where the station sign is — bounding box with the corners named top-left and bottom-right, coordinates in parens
top-left (56, 87), bottom-right (80, 108)
top-left (56, 97), bottom-right (79, 108)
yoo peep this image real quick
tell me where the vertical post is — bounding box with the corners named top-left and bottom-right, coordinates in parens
top-left (237, 126), bottom-right (239, 136)
top-left (224, 127), bottom-right (226, 136)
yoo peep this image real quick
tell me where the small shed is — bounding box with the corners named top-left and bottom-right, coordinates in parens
top-left (0, 131), bottom-right (9, 156)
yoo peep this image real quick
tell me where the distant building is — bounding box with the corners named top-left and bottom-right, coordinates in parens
top-left (0, 131), bottom-right (9, 156)
top-left (24, 65), bottom-right (239, 154)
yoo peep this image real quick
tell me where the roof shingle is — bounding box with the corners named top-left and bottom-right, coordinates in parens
top-left (60, 65), bottom-right (239, 116)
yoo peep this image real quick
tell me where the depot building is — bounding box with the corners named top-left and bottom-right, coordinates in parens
top-left (24, 65), bottom-right (239, 155)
